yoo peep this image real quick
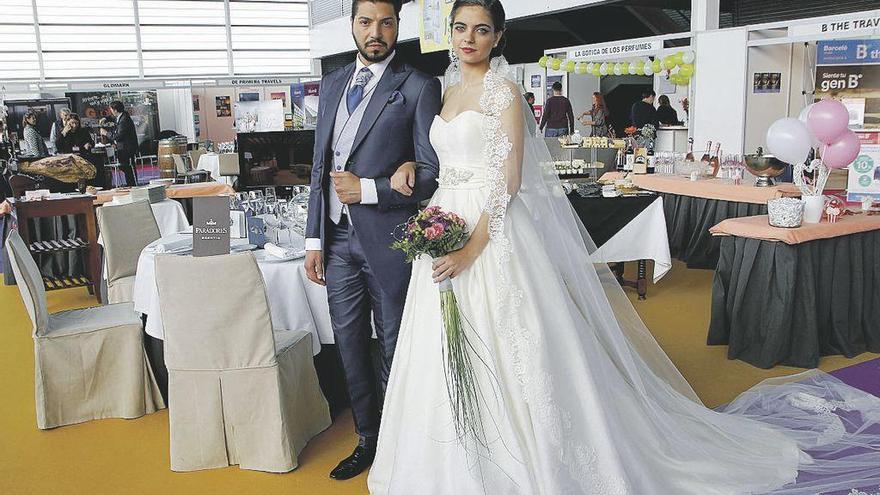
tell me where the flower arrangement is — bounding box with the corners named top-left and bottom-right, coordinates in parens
top-left (392, 206), bottom-right (487, 446)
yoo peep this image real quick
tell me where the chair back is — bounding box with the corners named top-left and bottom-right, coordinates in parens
top-left (218, 153), bottom-right (240, 176)
top-left (155, 253), bottom-right (276, 371)
top-left (172, 154), bottom-right (190, 174)
top-left (97, 200), bottom-right (161, 284)
top-left (188, 149), bottom-right (206, 171)
top-left (5, 230), bottom-right (49, 336)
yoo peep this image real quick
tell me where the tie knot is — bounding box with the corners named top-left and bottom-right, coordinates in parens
top-left (354, 67), bottom-right (373, 87)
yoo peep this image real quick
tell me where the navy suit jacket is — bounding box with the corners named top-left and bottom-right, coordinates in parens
top-left (306, 57), bottom-right (441, 299)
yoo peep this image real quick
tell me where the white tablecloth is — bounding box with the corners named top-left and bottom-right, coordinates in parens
top-left (132, 233), bottom-right (333, 355)
top-left (590, 197), bottom-right (673, 283)
top-left (98, 199), bottom-right (190, 246)
top-left (197, 153), bottom-right (233, 186)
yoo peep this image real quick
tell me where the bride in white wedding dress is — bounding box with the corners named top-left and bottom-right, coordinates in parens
top-left (368, 1), bottom-right (880, 494)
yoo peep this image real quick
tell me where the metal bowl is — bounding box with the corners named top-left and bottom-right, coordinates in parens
top-left (744, 154), bottom-right (787, 187)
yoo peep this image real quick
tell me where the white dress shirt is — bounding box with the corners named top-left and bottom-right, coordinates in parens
top-left (305, 52), bottom-right (396, 252)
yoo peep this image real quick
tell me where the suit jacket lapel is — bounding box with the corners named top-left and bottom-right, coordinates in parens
top-left (350, 60), bottom-right (411, 155)
top-left (319, 63), bottom-right (355, 160)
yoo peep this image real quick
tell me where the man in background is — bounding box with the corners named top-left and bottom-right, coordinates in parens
top-left (539, 82), bottom-right (574, 137)
top-left (49, 107), bottom-right (70, 154)
top-left (630, 90), bottom-right (659, 129)
top-left (105, 101), bottom-right (139, 186)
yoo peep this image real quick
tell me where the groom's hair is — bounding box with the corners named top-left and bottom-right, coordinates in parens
top-left (351, 0), bottom-right (403, 19)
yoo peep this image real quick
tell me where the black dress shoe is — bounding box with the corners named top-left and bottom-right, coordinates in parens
top-left (329, 446), bottom-right (376, 480)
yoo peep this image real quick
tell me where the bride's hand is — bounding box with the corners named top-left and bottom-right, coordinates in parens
top-left (391, 161), bottom-right (416, 196)
top-left (432, 247), bottom-right (477, 283)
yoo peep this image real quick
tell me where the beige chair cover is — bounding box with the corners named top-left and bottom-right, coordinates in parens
top-left (155, 253), bottom-right (330, 472)
top-left (97, 200), bottom-right (160, 304)
top-left (218, 153), bottom-right (240, 176)
top-left (5, 230), bottom-right (165, 430)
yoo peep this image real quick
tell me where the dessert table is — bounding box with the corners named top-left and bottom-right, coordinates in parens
top-left (601, 172), bottom-right (800, 269)
top-left (708, 213), bottom-right (880, 369)
top-left (133, 232), bottom-right (331, 356)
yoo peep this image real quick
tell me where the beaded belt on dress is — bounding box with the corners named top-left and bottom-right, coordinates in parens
top-left (436, 165), bottom-right (485, 189)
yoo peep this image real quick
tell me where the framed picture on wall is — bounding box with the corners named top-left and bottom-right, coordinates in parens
top-left (216, 96), bottom-right (231, 117)
top-left (270, 92), bottom-right (287, 106)
top-left (239, 92), bottom-right (260, 102)
top-left (192, 95), bottom-right (200, 112)
top-left (753, 72), bottom-right (781, 94)
top-left (531, 75), bottom-right (542, 88)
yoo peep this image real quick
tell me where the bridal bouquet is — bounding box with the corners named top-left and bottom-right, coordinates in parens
top-left (392, 207), bottom-right (486, 445)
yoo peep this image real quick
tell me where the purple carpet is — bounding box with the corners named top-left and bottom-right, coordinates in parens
top-left (830, 357), bottom-right (880, 398)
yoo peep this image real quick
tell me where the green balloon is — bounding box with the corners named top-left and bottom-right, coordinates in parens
top-left (679, 64), bottom-right (694, 78)
top-left (592, 65), bottom-right (601, 76)
top-left (673, 52), bottom-right (685, 65)
top-left (652, 59), bottom-right (662, 72)
top-left (550, 58), bottom-right (562, 70)
top-left (565, 60), bottom-right (576, 72)
top-left (664, 56), bottom-right (677, 70)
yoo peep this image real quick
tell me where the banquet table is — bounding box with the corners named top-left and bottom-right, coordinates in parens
top-left (567, 192), bottom-right (672, 298)
top-left (197, 153), bottom-right (235, 186)
top-left (600, 172), bottom-right (800, 269)
top-left (707, 213), bottom-right (880, 369)
top-left (133, 232), bottom-right (331, 356)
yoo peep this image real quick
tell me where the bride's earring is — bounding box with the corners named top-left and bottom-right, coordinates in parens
top-left (448, 46), bottom-right (459, 71)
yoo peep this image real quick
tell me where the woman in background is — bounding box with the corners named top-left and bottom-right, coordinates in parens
top-left (656, 95), bottom-right (681, 126)
top-left (578, 91), bottom-right (611, 137)
top-left (21, 111), bottom-right (49, 157)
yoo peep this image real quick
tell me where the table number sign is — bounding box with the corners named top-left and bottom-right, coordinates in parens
top-left (193, 196), bottom-right (230, 257)
top-left (247, 216), bottom-right (267, 248)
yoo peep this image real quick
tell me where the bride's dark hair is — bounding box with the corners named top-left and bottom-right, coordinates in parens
top-left (450, 0), bottom-right (507, 58)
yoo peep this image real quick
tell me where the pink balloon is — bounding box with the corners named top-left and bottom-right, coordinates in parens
top-left (821, 130), bottom-right (861, 169)
top-left (807, 99), bottom-right (850, 145)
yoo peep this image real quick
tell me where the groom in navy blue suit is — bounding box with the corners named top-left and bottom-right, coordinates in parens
top-left (304, 0), bottom-right (441, 481)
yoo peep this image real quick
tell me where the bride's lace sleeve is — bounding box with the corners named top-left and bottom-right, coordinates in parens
top-left (481, 75), bottom-right (524, 247)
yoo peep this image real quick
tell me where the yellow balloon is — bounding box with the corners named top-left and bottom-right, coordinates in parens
top-left (620, 62), bottom-right (630, 74)
top-left (538, 55), bottom-right (549, 68)
top-left (565, 60), bottom-right (576, 73)
top-left (664, 55), bottom-right (677, 70)
top-left (576, 62), bottom-right (587, 74)
top-left (652, 59), bottom-right (662, 72)
top-left (679, 64), bottom-right (694, 78)
top-left (592, 64), bottom-right (601, 76)
top-left (550, 58), bottom-right (562, 70)
top-left (634, 60), bottom-right (645, 69)
top-left (673, 52), bottom-right (685, 65)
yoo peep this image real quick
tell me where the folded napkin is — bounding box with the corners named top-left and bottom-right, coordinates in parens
top-left (264, 242), bottom-right (297, 259)
top-left (154, 237), bottom-right (192, 254)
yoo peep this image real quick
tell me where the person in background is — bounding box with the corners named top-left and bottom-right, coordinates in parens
top-left (55, 113), bottom-right (94, 154)
top-left (656, 95), bottom-right (681, 126)
top-left (524, 92), bottom-right (535, 116)
top-left (105, 101), bottom-right (139, 186)
top-left (578, 91), bottom-right (611, 137)
top-left (630, 89), bottom-right (659, 129)
top-left (539, 81), bottom-right (574, 137)
top-left (49, 107), bottom-right (70, 153)
top-left (21, 110), bottom-right (49, 157)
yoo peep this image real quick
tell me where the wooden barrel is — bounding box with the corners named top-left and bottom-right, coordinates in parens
top-left (157, 136), bottom-right (188, 178)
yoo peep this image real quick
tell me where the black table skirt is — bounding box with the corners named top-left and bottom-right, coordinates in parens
top-left (708, 233), bottom-right (880, 369)
top-left (661, 193), bottom-right (767, 270)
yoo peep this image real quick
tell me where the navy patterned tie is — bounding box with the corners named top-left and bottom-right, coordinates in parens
top-left (346, 67), bottom-right (374, 114)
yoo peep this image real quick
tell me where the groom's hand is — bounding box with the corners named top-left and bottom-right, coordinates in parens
top-left (330, 171), bottom-right (362, 204)
top-left (304, 251), bottom-right (325, 286)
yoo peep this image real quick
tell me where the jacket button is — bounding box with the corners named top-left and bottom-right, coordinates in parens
top-left (335, 151), bottom-right (340, 156)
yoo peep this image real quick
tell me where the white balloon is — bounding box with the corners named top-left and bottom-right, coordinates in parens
top-left (766, 117), bottom-right (813, 165)
top-left (599, 63), bottom-right (609, 75)
top-left (613, 63), bottom-right (622, 76)
top-left (682, 50), bottom-right (695, 64)
top-left (628, 63), bottom-right (638, 75)
top-left (643, 64), bottom-right (654, 76)
top-left (586, 62), bottom-right (594, 73)
top-left (797, 103), bottom-right (822, 149)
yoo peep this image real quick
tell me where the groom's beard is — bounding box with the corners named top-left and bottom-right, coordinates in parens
top-left (355, 36), bottom-right (395, 63)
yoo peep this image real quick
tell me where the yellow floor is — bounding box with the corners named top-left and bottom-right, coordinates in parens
top-left (1, 261), bottom-right (876, 495)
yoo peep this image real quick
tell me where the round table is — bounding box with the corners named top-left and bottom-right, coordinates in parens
top-left (132, 232), bottom-right (333, 355)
